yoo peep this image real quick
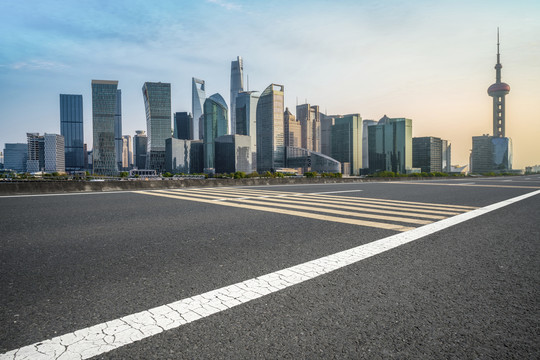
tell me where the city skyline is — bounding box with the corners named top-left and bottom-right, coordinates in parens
top-left (0, 1), bottom-right (539, 169)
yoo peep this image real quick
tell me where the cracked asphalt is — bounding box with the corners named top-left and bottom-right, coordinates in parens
top-left (1, 176), bottom-right (539, 359)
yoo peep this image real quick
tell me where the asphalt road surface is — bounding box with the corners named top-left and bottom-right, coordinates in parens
top-left (1, 176), bottom-right (539, 359)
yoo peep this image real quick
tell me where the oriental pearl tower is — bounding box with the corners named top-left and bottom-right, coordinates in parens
top-left (487, 28), bottom-right (510, 138)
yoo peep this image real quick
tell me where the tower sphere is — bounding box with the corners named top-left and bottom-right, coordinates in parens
top-left (487, 82), bottom-right (510, 96)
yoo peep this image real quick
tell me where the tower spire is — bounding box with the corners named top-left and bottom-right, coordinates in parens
top-left (495, 27), bottom-right (502, 83)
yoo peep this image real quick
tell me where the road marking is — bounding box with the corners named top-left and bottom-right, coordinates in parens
top-left (385, 182), bottom-right (540, 189)
top-left (144, 189), bottom-right (470, 229)
top-left (137, 190), bottom-right (416, 232)
top-left (235, 196), bottom-right (448, 220)
top-left (3, 189), bottom-right (537, 360)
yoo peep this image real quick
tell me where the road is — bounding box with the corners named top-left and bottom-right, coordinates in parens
top-left (1, 176), bottom-right (539, 359)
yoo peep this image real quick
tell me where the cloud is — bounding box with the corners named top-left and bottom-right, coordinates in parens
top-left (8, 60), bottom-right (69, 71)
top-left (206, 0), bottom-right (241, 11)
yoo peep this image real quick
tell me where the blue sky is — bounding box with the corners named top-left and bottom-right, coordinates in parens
top-left (1, 0), bottom-right (539, 168)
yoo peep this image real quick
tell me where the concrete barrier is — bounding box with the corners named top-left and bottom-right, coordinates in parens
top-left (0, 176), bottom-right (430, 196)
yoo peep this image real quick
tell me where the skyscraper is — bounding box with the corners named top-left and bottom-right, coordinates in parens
top-left (236, 90), bottom-right (259, 171)
top-left (330, 114), bottom-right (362, 175)
top-left (143, 82), bottom-right (171, 173)
top-left (115, 89), bottom-right (123, 170)
top-left (362, 119), bottom-right (377, 169)
top-left (256, 84), bottom-right (285, 173)
top-left (203, 93), bottom-right (228, 172)
top-left (60, 94), bottom-right (84, 171)
top-left (133, 130), bottom-right (147, 169)
top-left (412, 136), bottom-right (443, 173)
top-left (368, 115), bottom-right (412, 174)
top-left (296, 104), bottom-right (320, 152)
top-left (230, 56), bottom-right (244, 135)
top-left (92, 80), bottom-right (118, 175)
top-left (173, 112), bottom-right (193, 140)
top-left (44, 133), bottom-right (65, 172)
top-left (284, 107), bottom-right (301, 148)
top-left (192, 78), bottom-right (206, 140)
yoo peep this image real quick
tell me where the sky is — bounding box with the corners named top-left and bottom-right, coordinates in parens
top-left (0, 0), bottom-right (539, 169)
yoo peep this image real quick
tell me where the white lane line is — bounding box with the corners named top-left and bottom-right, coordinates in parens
top-left (303, 190), bottom-right (363, 195)
top-left (2, 189), bottom-right (538, 360)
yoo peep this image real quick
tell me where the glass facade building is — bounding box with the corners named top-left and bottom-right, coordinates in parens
top-left (60, 94), bottom-right (84, 171)
top-left (256, 84), bottom-right (285, 173)
top-left (215, 135), bottom-right (252, 174)
top-left (165, 138), bottom-right (203, 174)
top-left (285, 146), bottom-right (341, 174)
top-left (173, 112), bottom-right (193, 140)
top-left (133, 130), bottom-right (147, 169)
top-left (92, 80), bottom-right (119, 175)
top-left (4, 143), bottom-right (28, 172)
top-left (368, 116), bottom-right (412, 174)
top-left (362, 119), bottom-right (377, 169)
top-left (192, 78), bottom-right (206, 140)
top-left (203, 93), bottom-right (228, 172)
top-left (235, 91), bottom-right (259, 171)
top-left (470, 135), bottom-right (512, 173)
top-left (296, 104), bottom-right (320, 152)
top-left (319, 113), bottom-right (335, 157)
top-left (330, 114), bottom-right (363, 175)
top-left (230, 56), bottom-right (244, 135)
top-left (412, 136), bottom-right (443, 173)
top-left (143, 82), bottom-right (171, 173)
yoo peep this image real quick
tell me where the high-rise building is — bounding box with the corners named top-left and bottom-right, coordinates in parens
top-left (60, 94), bottom-right (84, 171)
top-left (284, 107), bottom-right (301, 148)
top-left (330, 114), bottom-right (362, 175)
top-left (44, 133), bottom-right (65, 172)
top-left (114, 89), bottom-right (123, 170)
top-left (203, 93), bottom-right (228, 172)
top-left (215, 135), bottom-right (252, 174)
top-left (320, 113), bottom-right (335, 157)
top-left (236, 90), bottom-right (259, 171)
top-left (143, 82), bottom-right (171, 173)
top-left (165, 138), bottom-right (203, 174)
top-left (441, 140), bottom-right (451, 172)
top-left (133, 130), bottom-right (147, 169)
top-left (412, 136), bottom-right (443, 173)
top-left (92, 80), bottom-right (119, 175)
top-left (256, 84), bottom-right (285, 173)
top-left (4, 143), bottom-right (28, 172)
top-left (121, 135), bottom-right (132, 169)
top-left (173, 112), bottom-right (193, 140)
top-left (26, 132), bottom-right (45, 172)
top-left (192, 78), bottom-right (206, 140)
top-left (362, 119), bottom-right (377, 169)
top-left (470, 135), bottom-right (512, 173)
top-left (368, 115), bottom-right (412, 174)
top-left (296, 104), bottom-right (320, 152)
top-left (230, 56), bottom-right (244, 135)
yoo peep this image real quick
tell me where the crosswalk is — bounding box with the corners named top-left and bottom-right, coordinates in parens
top-left (135, 188), bottom-right (477, 232)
